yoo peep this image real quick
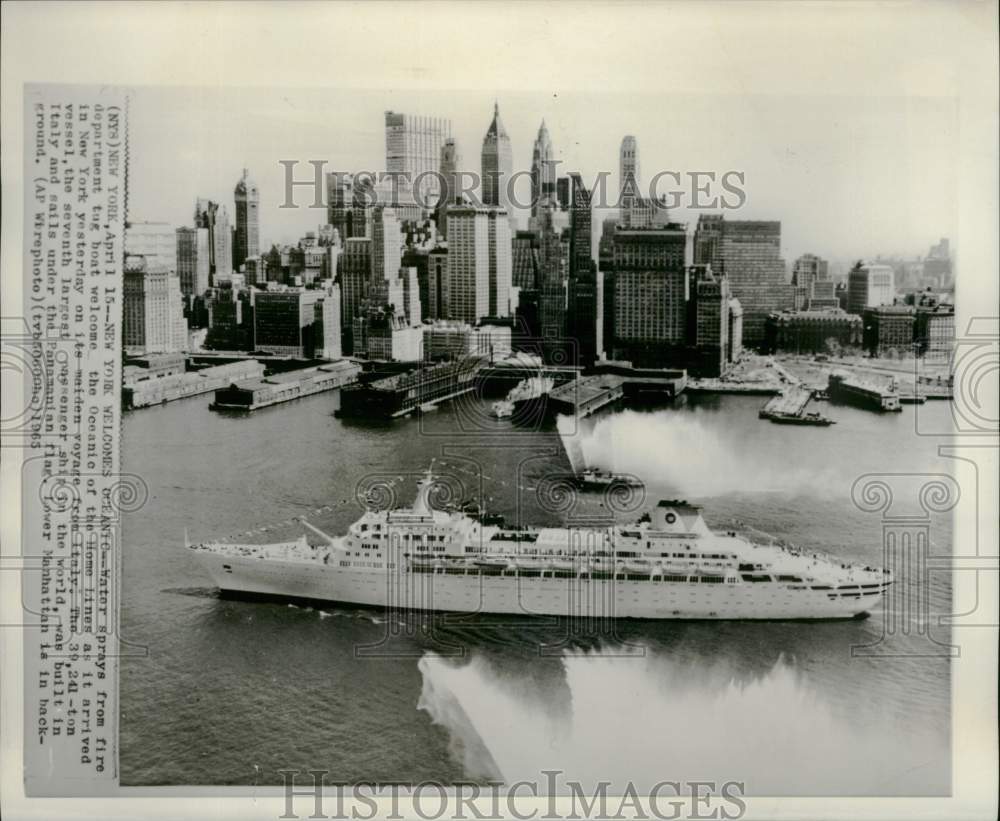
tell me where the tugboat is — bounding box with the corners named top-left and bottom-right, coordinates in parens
top-left (574, 467), bottom-right (644, 489)
top-left (761, 410), bottom-right (836, 426)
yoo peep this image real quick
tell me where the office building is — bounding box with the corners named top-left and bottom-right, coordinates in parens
top-left (487, 208), bottom-right (513, 317)
top-left (808, 279), bottom-right (840, 311)
top-left (326, 173), bottom-right (369, 240)
top-left (253, 289), bottom-right (324, 357)
top-left (611, 224), bottom-right (688, 364)
top-left (481, 102), bottom-right (513, 213)
top-left (426, 247), bottom-right (449, 320)
top-left (436, 138), bottom-right (463, 239)
top-left (315, 282), bottom-right (343, 360)
top-left (862, 305), bottom-right (916, 357)
top-left (194, 199), bottom-right (233, 280)
top-left (764, 310), bottom-right (863, 354)
top-left (619, 135), bottom-right (640, 213)
top-left (847, 262), bottom-right (895, 314)
top-left (914, 302), bottom-right (955, 359)
top-left (233, 168), bottom-right (260, 272)
top-left (447, 205), bottom-right (513, 324)
top-left (385, 111), bottom-right (452, 206)
top-left (175, 227), bottom-right (210, 297)
top-left (339, 237), bottom-right (371, 353)
top-left (353, 308), bottom-right (422, 362)
top-left (530, 120), bottom-right (556, 217)
top-left (694, 274), bottom-right (732, 376)
top-left (566, 173), bottom-right (597, 366)
top-left (371, 207), bottom-right (403, 284)
top-left (123, 254), bottom-right (187, 354)
top-left (693, 216), bottom-right (793, 346)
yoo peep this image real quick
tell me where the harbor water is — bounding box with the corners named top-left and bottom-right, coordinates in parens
top-left (120, 388), bottom-right (955, 793)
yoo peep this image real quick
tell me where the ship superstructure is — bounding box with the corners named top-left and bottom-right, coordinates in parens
top-left (188, 472), bottom-right (891, 620)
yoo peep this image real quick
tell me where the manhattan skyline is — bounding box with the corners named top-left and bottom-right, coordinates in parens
top-left (127, 86), bottom-right (958, 267)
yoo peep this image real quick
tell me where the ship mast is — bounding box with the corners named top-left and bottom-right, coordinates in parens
top-left (301, 519), bottom-right (337, 545)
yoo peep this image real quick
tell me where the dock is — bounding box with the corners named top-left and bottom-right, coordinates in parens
top-left (546, 375), bottom-right (627, 418)
top-left (124, 359), bottom-right (266, 409)
top-left (210, 360), bottom-right (361, 411)
top-left (338, 357), bottom-right (485, 418)
top-left (758, 387), bottom-right (835, 425)
top-left (828, 373), bottom-right (902, 412)
top-left (760, 388), bottom-right (812, 417)
top-left (686, 378), bottom-right (783, 396)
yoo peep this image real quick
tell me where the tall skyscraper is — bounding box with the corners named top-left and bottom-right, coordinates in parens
top-left (426, 247), bottom-right (449, 320)
top-left (530, 120), bottom-right (556, 216)
top-left (123, 255), bottom-right (187, 354)
top-left (326, 173), bottom-right (368, 240)
top-left (848, 262), bottom-right (895, 314)
top-left (315, 282), bottom-right (343, 361)
top-left (446, 206), bottom-right (491, 324)
top-left (195, 199), bottom-right (233, 281)
top-left (611, 224), bottom-right (688, 364)
top-left (693, 215), bottom-right (792, 346)
top-left (175, 227), bottom-right (210, 296)
top-left (436, 138), bottom-right (462, 239)
top-left (567, 173), bottom-right (597, 366)
top-left (694, 273), bottom-right (732, 376)
top-left (384, 111), bottom-right (452, 206)
top-left (481, 102), bottom-right (513, 213)
top-left (371, 207), bottom-right (403, 284)
top-left (233, 168), bottom-right (260, 272)
top-left (486, 209), bottom-right (513, 318)
top-left (619, 135), bottom-right (640, 215)
top-left (339, 237), bottom-right (372, 354)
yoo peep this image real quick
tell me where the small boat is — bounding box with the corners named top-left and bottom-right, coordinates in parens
top-left (763, 410), bottom-right (835, 426)
top-left (550, 558), bottom-right (577, 572)
top-left (513, 556), bottom-right (550, 570)
top-left (472, 557), bottom-right (510, 571)
top-left (408, 555), bottom-right (442, 570)
top-left (575, 468), bottom-right (644, 489)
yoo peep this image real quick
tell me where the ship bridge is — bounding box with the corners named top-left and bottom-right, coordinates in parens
top-left (649, 501), bottom-right (711, 535)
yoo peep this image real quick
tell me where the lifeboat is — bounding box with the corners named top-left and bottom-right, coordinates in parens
top-left (473, 557), bottom-right (510, 571)
top-left (513, 556), bottom-right (549, 570)
top-left (590, 558), bottom-right (615, 572)
top-left (550, 557), bottom-right (577, 571)
top-left (621, 560), bottom-right (652, 574)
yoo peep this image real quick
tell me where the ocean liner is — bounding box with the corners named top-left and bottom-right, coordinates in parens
top-left (188, 471), bottom-right (891, 620)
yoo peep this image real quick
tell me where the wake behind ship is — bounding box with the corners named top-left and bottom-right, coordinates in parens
top-left (188, 472), bottom-right (891, 620)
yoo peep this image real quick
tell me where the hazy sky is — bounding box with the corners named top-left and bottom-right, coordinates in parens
top-left (127, 84), bottom-right (957, 269)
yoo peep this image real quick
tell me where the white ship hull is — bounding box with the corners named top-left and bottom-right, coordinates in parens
top-left (192, 550), bottom-right (882, 620)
